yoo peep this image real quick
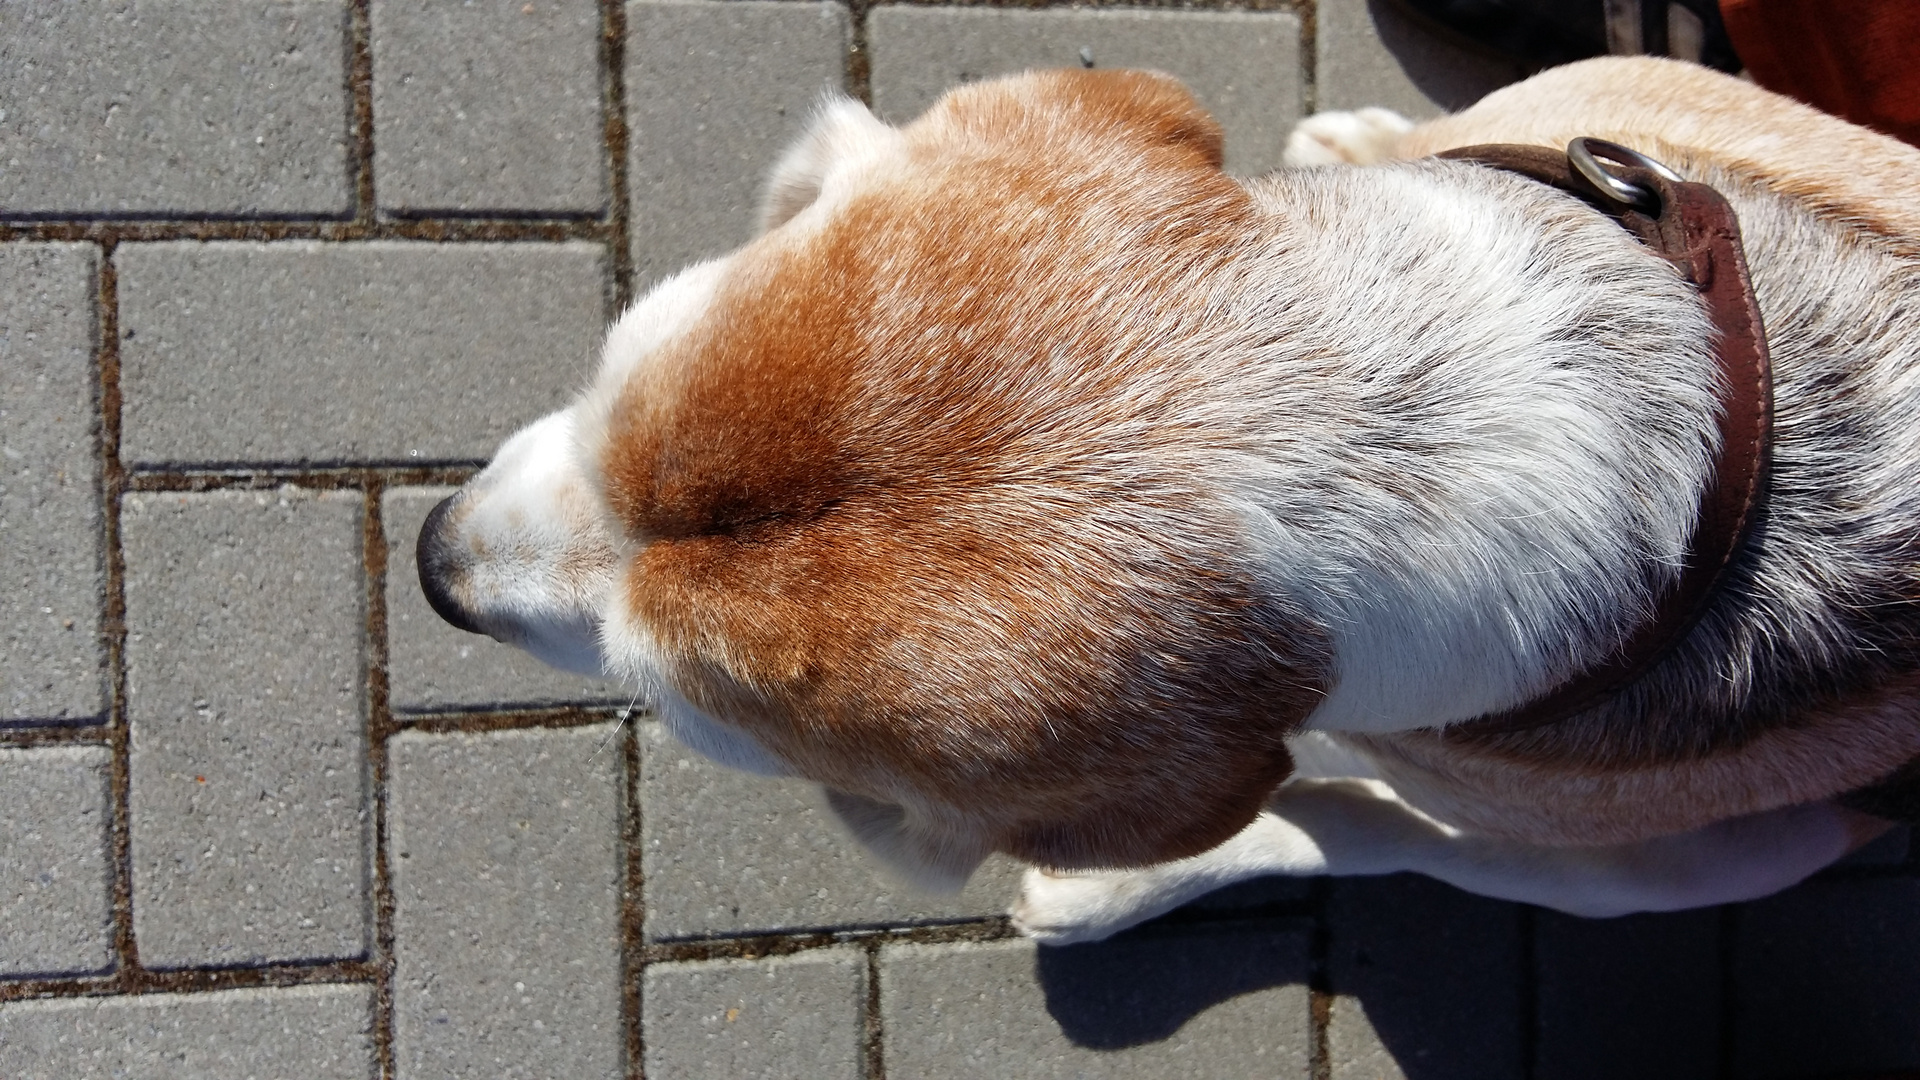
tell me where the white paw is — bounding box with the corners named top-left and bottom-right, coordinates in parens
top-left (1010, 866), bottom-right (1184, 945)
top-left (1283, 107), bottom-right (1416, 166)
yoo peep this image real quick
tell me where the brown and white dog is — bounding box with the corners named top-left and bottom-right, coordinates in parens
top-left (417, 57), bottom-right (1920, 943)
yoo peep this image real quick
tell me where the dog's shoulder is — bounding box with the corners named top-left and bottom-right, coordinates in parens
top-left (1400, 57), bottom-right (1920, 250)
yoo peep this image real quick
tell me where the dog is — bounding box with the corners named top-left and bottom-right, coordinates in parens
top-left (417, 57), bottom-right (1920, 944)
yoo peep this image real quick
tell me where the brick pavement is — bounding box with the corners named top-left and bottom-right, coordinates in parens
top-left (3, 1), bottom-right (1917, 1076)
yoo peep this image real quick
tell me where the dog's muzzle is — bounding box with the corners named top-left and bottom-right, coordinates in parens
top-left (416, 493), bottom-right (488, 637)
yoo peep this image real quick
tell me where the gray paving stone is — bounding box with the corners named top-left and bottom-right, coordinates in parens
top-left (1325, 875), bottom-right (1525, 1080)
top-left (383, 487), bottom-right (631, 713)
top-left (117, 241), bottom-right (608, 467)
top-left (373, 0), bottom-right (608, 214)
top-left (869, 7), bottom-right (1303, 177)
top-left (1315, 0), bottom-right (1525, 119)
top-left (880, 929), bottom-right (1312, 1079)
top-left (0, 983), bottom-right (374, 1080)
top-left (121, 488), bottom-right (367, 968)
top-left (389, 724), bottom-right (624, 1080)
top-left (0, 0), bottom-right (350, 216)
top-left (643, 949), bottom-right (865, 1080)
top-left (639, 720), bottom-right (1020, 941)
top-left (0, 746), bottom-right (113, 978)
top-left (626, 0), bottom-right (849, 287)
top-left (1731, 878), bottom-right (1920, 1078)
top-left (1532, 909), bottom-right (1721, 1080)
top-left (0, 243), bottom-right (104, 724)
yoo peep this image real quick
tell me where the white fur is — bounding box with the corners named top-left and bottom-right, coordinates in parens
top-left (653, 682), bottom-right (794, 778)
top-left (1224, 163), bottom-right (1718, 732)
top-left (1013, 774), bottom-right (1857, 944)
top-left (758, 95), bottom-right (909, 233)
top-left (1283, 107), bottom-right (1416, 166)
top-left (429, 410), bottom-right (611, 676)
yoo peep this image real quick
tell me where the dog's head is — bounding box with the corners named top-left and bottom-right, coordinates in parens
top-left (418, 69), bottom-right (1332, 886)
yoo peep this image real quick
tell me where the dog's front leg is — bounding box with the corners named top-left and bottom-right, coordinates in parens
top-left (1281, 107), bottom-right (1415, 166)
top-left (1012, 778), bottom-right (1888, 944)
top-left (1012, 776), bottom-right (1452, 944)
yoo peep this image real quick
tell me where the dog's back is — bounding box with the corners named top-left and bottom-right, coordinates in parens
top-left (1403, 57), bottom-right (1920, 247)
top-left (1351, 58), bottom-right (1920, 846)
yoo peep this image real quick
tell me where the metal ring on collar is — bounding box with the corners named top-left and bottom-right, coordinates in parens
top-left (1567, 137), bottom-right (1683, 213)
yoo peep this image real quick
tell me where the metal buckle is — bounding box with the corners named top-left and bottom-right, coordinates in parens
top-left (1567, 137), bottom-right (1682, 214)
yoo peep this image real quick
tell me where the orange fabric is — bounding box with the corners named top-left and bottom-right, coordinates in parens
top-left (1720, 0), bottom-right (1920, 146)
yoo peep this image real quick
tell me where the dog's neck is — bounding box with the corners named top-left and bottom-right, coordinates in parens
top-left (1233, 162), bottom-right (1725, 733)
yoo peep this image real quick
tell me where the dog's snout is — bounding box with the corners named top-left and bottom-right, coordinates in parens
top-left (417, 493), bottom-right (488, 636)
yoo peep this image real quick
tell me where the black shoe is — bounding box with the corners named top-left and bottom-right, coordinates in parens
top-left (1385, 0), bottom-right (1742, 73)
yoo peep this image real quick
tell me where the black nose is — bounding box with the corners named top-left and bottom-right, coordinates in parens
top-left (417, 494), bottom-right (488, 636)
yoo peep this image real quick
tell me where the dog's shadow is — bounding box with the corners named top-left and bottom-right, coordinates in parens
top-left (1034, 919), bottom-right (1308, 1051)
top-left (1034, 853), bottom-right (1920, 1077)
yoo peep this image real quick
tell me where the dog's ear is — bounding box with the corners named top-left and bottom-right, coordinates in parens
top-left (826, 734), bottom-right (1298, 883)
top-left (928, 68), bottom-right (1226, 172)
top-left (1051, 68), bottom-right (1227, 170)
top-left (759, 96), bottom-right (902, 233)
top-left (1003, 743), bottom-right (1299, 871)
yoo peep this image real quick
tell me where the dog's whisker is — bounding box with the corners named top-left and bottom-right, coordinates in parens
top-left (589, 688), bottom-right (646, 762)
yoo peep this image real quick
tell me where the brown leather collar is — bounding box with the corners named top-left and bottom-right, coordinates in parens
top-left (1432, 140), bottom-right (1774, 736)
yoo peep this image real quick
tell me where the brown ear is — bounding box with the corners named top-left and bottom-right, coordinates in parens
top-left (826, 741), bottom-right (1298, 882)
top-left (1001, 744), bottom-right (1297, 870)
top-left (1050, 68), bottom-right (1227, 170)
top-left (924, 68), bottom-right (1226, 171)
